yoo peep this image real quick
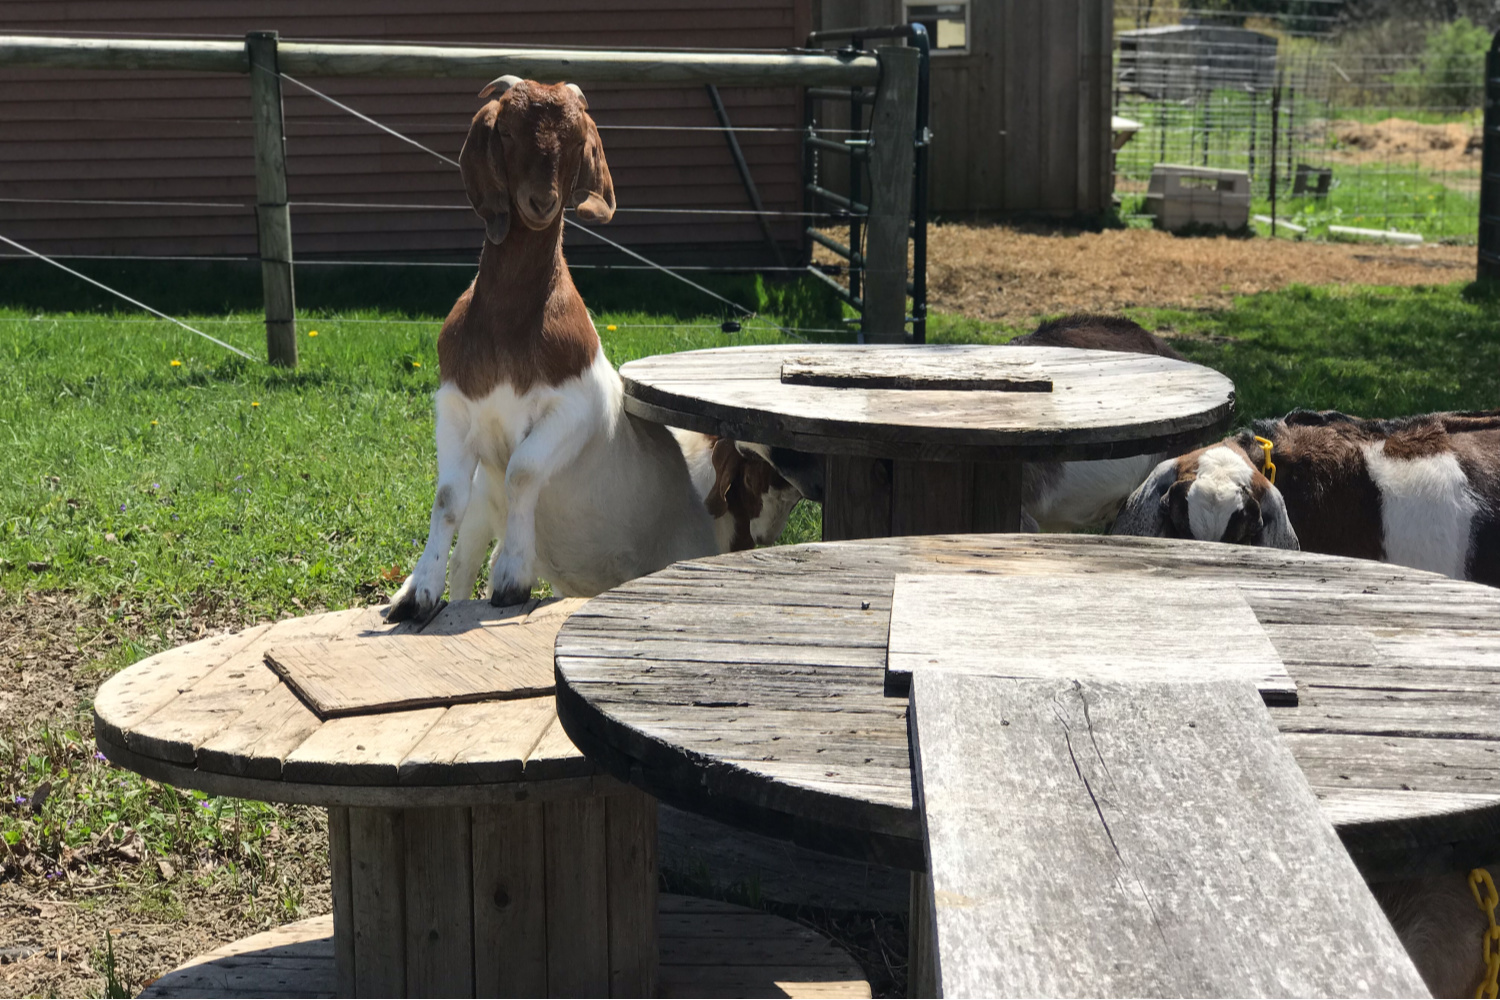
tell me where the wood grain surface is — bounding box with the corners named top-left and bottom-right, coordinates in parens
top-left (264, 598), bottom-right (582, 718)
top-left (554, 534), bottom-right (1500, 881)
top-left (619, 345), bottom-right (1236, 463)
top-left (910, 671), bottom-right (1427, 998)
top-left (886, 573), bottom-right (1297, 703)
top-left (94, 599), bottom-right (599, 807)
top-left (781, 355), bottom-right (1052, 393)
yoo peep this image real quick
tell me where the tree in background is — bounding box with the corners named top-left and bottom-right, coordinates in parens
top-left (1388, 16), bottom-right (1492, 106)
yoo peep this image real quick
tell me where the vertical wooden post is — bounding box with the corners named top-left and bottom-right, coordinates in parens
top-left (862, 46), bottom-right (919, 344)
top-left (247, 30), bottom-right (297, 367)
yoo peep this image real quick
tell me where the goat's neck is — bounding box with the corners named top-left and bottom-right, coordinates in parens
top-left (472, 216), bottom-right (574, 323)
top-left (440, 213), bottom-right (599, 398)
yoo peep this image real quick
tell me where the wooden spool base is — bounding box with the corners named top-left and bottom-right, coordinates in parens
top-left (138, 895), bottom-right (872, 1000)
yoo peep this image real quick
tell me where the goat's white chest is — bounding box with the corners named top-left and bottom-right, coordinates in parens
top-left (436, 381), bottom-right (563, 473)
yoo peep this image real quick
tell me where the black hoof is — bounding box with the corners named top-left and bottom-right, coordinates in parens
top-left (490, 585), bottom-right (532, 609)
top-left (384, 597), bottom-right (418, 623)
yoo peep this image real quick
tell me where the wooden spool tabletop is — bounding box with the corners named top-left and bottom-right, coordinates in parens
top-left (93, 599), bottom-right (603, 807)
top-left (554, 534), bottom-right (1500, 882)
top-left (619, 344), bottom-right (1237, 463)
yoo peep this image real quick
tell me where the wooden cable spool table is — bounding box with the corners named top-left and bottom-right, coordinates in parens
top-left (94, 599), bottom-right (871, 999)
top-left (554, 535), bottom-right (1500, 992)
top-left (619, 344), bottom-right (1236, 537)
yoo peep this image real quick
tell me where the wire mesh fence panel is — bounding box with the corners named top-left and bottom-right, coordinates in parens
top-left (1112, 7), bottom-right (1487, 243)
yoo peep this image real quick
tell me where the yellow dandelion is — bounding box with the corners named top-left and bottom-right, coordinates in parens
top-left (308, 329), bottom-right (319, 337)
top-left (170, 359), bottom-right (182, 367)
top-left (251, 401), bottom-right (260, 408)
top-left (411, 361), bottom-right (422, 368)
top-left (150, 420), bottom-right (158, 427)
top-left (606, 324), bottom-right (617, 332)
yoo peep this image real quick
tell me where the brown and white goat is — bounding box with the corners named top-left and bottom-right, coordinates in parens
top-left (1111, 408), bottom-right (1500, 584)
top-left (1015, 315), bottom-right (1189, 532)
top-left (388, 76), bottom-right (717, 621)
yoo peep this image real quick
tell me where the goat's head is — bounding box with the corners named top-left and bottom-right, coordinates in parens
top-left (706, 438), bottom-right (804, 551)
top-left (460, 76), bottom-right (616, 245)
top-left (1110, 441), bottom-right (1299, 549)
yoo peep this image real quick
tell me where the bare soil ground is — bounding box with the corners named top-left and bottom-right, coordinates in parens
top-left (0, 592), bottom-right (332, 998)
top-left (919, 223), bottom-right (1476, 327)
top-left (1328, 118), bottom-right (1481, 169)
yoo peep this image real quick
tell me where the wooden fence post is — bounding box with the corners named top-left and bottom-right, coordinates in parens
top-left (862, 46), bottom-right (918, 344)
top-left (247, 31), bottom-right (297, 367)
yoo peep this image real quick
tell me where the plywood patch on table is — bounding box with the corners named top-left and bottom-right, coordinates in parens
top-left (885, 573), bottom-right (1297, 704)
top-left (264, 598), bottom-right (585, 718)
top-left (780, 353), bottom-right (1053, 392)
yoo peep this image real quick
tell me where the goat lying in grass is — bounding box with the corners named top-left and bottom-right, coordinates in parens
top-left (389, 77), bottom-right (802, 621)
top-left (1111, 408), bottom-right (1500, 584)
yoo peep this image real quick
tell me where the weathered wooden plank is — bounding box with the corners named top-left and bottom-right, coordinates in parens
top-left (282, 708), bottom-right (446, 785)
top-left (909, 671), bottom-right (1429, 998)
top-left (606, 789), bottom-right (658, 997)
top-left (93, 625), bottom-right (271, 746)
top-left (397, 696), bottom-right (558, 786)
top-left (197, 683), bottom-right (322, 780)
top-left (347, 807), bottom-right (405, 997)
top-left (543, 796), bottom-right (611, 994)
top-left (327, 806), bottom-right (354, 998)
top-left (886, 573), bottom-right (1297, 703)
top-left (265, 617), bottom-right (559, 718)
top-left (127, 610), bottom-right (361, 764)
top-left (780, 356), bottom-right (1051, 393)
top-left (823, 455), bottom-right (892, 542)
top-left (523, 716), bottom-right (597, 782)
top-left (404, 807), bottom-right (474, 996)
top-left (472, 800), bottom-right (548, 996)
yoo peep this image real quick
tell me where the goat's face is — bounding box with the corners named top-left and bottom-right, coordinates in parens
top-left (707, 439), bottom-right (804, 551)
top-left (460, 76), bottom-right (616, 245)
top-left (1111, 443), bottom-right (1300, 550)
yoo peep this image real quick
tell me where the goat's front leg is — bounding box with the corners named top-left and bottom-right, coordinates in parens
top-left (488, 400), bottom-right (591, 606)
top-left (388, 390), bottom-right (478, 623)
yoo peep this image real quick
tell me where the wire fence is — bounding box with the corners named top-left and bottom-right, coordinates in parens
top-left (1113, 7), bottom-right (1489, 241)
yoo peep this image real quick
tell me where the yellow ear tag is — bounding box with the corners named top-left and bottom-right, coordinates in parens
top-left (1253, 436), bottom-right (1276, 485)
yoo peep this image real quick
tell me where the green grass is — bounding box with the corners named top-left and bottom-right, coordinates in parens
top-left (0, 307), bottom-right (810, 618)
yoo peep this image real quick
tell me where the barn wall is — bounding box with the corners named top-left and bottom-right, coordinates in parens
top-left (0, 0), bottom-right (813, 264)
top-left (816, 0), bottom-right (1112, 219)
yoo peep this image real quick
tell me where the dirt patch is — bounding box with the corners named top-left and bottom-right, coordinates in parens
top-left (0, 591), bottom-right (332, 998)
top-left (910, 223), bottom-right (1475, 327)
top-left (1328, 118), bottom-right (1481, 170)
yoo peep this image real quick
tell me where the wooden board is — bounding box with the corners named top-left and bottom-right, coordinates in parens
top-left (909, 671), bottom-right (1429, 998)
top-left (550, 534), bottom-right (1500, 881)
top-left (620, 345), bottom-right (1236, 464)
top-left (264, 598), bottom-right (584, 718)
top-left (140, 895), bottom-right (871, 999)
top-left (780, 355), bottom-right (1052, 393)
top-left (885, 573), bottom-right (1298, 704)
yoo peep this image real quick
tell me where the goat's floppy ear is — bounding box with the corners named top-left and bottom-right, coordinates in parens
top-left (572, 114), bottom-right (615, 224)
top-left (1255, 484), bottom-right (1300, 550)
top-left (706, 438), bottom-right (741, 518)
top-left (460, 107), bottom-right (510, 245)
top-left (1109, 458), bottom-right (1180, 538)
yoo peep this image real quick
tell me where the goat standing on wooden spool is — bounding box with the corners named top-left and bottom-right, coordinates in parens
top-left (387, 76), bottom-right (716, 623)
top-left (387, 77), bottom-right (802, 624)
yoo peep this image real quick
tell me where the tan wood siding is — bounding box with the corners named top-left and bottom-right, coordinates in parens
top-left (0, 0), bottom-right (811, 263)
